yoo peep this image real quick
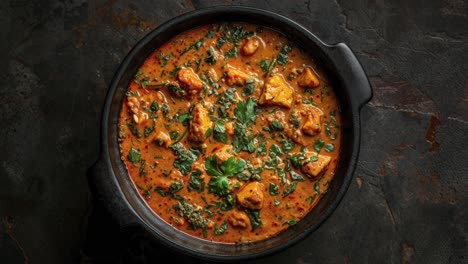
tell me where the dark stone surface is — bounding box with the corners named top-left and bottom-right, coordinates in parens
top-left (0, 0), bottom-right (466, 263)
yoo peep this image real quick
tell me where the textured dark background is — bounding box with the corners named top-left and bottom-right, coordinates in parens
top-left (1, 0), bottom-right (467, 263)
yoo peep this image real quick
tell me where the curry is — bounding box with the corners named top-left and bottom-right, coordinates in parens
top-left (118, 23), bottom-right (341, 243)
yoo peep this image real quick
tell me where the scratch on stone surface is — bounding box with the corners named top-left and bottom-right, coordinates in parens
top-left (448, 116), bottom-right (468, 124)
top-left (425, 33), bottom-right (464, 43)
top-left (368, 103), bottom-right (436, 117)
top-left (304, 0), bottom-right (311, 12)
top-left (2, 216), bottom-right (29, 263)
top-left (383, 195), bottom-right (397, 227)
top-left (334, 0), bottom-right (353, 33)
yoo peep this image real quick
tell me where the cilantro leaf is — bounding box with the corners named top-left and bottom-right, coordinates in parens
top-left (205, 155), bottom-right (246, 197)
top-left (209, 176), bottom-right (230, 197)
top-left (234, 98), bottom-right (258, 125)
top-left (205, 156), bottom-right (223, 177)
top-left (220, 157), bottom-right (246, 176)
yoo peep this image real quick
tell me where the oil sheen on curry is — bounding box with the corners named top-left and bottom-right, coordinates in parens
top-left (119, 23), bottom-right (341, 243)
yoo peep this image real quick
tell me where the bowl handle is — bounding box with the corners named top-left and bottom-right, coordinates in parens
top-left (87, 158), bottom-right (140, 228)
top-left (323, 43), bottom-right (373, 108)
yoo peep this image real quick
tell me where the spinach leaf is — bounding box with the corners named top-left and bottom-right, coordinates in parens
top-left (188, 170), bottom-right (205, 193)
top-left (314, 138), bottom-right (325, 153)
top-left (245, 209), bottom-right (262, 230)
top-left (172, 144), bottom-right (199, 175)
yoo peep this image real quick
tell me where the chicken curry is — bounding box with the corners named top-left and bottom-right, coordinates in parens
top-left (118, 23), bottom-right (341, 243)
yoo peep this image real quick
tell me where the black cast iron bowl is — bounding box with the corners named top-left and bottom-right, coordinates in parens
top-left (88, 6), bottom-right (372, 262)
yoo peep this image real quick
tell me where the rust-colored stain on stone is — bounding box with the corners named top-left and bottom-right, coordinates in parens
top-left (356, 176), bottom-right (363, 189)
top-left (425, 115), bottom-right (440, 152)
top-left (401, 242), bottom-right (415, 264)
top-left (2, 216), bottom-right (29, 263)
top-left (72, 0), bottom-right (157, 48)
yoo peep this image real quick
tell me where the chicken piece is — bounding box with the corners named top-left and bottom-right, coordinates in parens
top-left (154, 131), bottom-right (171, 147)
top-left (241, 37), bottom-right (260, 56)
top-left (213, 145), bottom-right (233, 164)
top-left (226, 67), bottom-right (253, 86)
top-left (290, 103), bottom-right (323, 137)
top-left (189, 104), bottom-right (213, 143)
top-left (177, 67), bottom-right (204, 93)
top-left (297, 67), bottom-right (320, 88)
top-left (284, 126), bottom-right (305, 145)
top-left (227, 210), bottom-right (250, 229)
top-left (259, 75), bottom-right (294, 108)
top-left (225, 121), bottom-right (235, 136)
top-left (236, 182), bottom-right (264, 210)
top-left (301, 108), bottom-right (323, 136)
top-left (300, 153), bottom-right (331, 178)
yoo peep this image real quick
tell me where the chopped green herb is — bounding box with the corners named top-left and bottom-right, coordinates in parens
top-left (224, 46), bottom-right (239, 59)
top-left (169, 131), bottom-right (180, 140)
top-left (242, 81), bottom-right (256, 96)
top-left (269, 182), bottom-right (279, 196)
top-left (138, 159), bottom-right (147, 176)
top-left (307, 195), bottom-right (316, 203)
top-left (277, 44), bottom-right (292, 66)
top-left (257, 142), bottom-right (267, 156)
top-left (144, 120), bottom-right (156, 138)
top-left (205, 47), bottom-right (217, 65)
top-left (127, 122), bottom-right (141, 138)
top-left (174, 201), bottom-right (208, 235)
top-left (171, 144), bottom-right (199, 175)
top-left (290, 171), bottom-right (305, 181)
top-left (282, 181), bottom-right (298, 197)
top-left (214, 221), bottom-right (228, 235)
top-left (314, 181), bottom-right (321, 194)
top-left (133, 71), bottom-right (143, 83)
top-left (128, 147), bottom-right (141, 164)
top-left (314, 138), bottom-right (325, 153)
top-left (324, 143), bottom-right (335, 152)
top-left (269, 144), bottom-right (283, 159)
top-left (188, 170), bottom-right (205, 193)
top-left (205, 28), bottom-right (215, 38)
top-left (206, 156), bottom-right (246, 197)
top-left (181, 39), bottom-right (205, 55)
top-left (280, 140), bottom-right (295, 152)
top-left (234, 98), bottom-right (258, 125)
top-left (204, 128), bottom-right (213, 137)
top-left (283, 219), bottom-right (297, 226)
top-left (269, 121), bottom-right (284, 132)
top-left (160, 54), bottom-right (172, 67)
top-left (278, 168), bottom-right (287, 186)
top-left (213, 121), bottom-right (229, 144)
top-left (178, 112), bottom-right (193, 126)
top-left (245, 209), bottom-right (262, 230)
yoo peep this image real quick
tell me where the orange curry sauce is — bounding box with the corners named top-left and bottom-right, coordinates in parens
top-left (118, 23), bottom-right (341, 243)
